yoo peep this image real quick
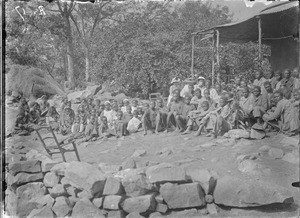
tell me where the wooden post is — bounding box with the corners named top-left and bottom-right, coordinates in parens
top-left (216, 30), bottom-right (220, 84)
top-left (212, 30), bottom-right (215, 86)
top-left (257, 16), bottom-right (262, 66)
top-left (298, 2), bottom-right (300, 67)
top-left (191, 35), bottom-right (195, 79)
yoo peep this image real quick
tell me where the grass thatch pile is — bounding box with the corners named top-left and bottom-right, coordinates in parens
top-left (6, 65), bottom-right (66, 98)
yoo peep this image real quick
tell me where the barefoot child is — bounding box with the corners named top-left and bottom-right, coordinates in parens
top-left (175, 96), bottom-right (196, 132)
top-left (127, 110), bottom-right (142, 133)
top-left (143, 101), bottom-right (158, 135)
top-left (115, 111), bottom-right (128, 137)
top-left (83, 116), bottom-right (98, 142)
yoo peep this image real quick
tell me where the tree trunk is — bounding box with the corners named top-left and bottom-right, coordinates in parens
top-left (85, 47), bottom-right (90, 82)
top-left (67, 40), bottom-right (75, 89)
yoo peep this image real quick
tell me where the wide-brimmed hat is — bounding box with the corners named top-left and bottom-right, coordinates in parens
top-left (197, 76), bottom-right (206, 80)
top-left (184, 78), bottom-right (195, 84)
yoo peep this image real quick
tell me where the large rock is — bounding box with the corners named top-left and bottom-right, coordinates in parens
top-left (64, 161), bottom-right (106, 196)
top-left (226, 129), bottom-right (250, 139)
top-left (92, 197), bottom-right (103, 208)
top-left (49, 184), bottom-right (68, 198)
top-left (107, 210), bottom-right (126, 218)
top-left (156, 203), bottom-right (168, 213)
top-left (30, 194), bottom-right (55, 208)
top-left (184, 167), bottom-right (217, 194)
top-left (98, 163), bottom-right (122, 174)
top-left (122, 158), bottom-right (137, 170)
top-left (103, 176), bottom-right (124, 195)
top-left (43, 172), bottom-right (59, 187)
top-left (11, 172), bottom-right (43, 187)
top-left (250, 128), bottom-right (266, 139)
top-left (72, 198), bottom-right (105, 218)
top-left (50, 162), bottom-right (70, 176)
top-left (126, 212), bottom-right (145, 218)
top-left (159, 183), bottom-right (205, 209)
top-left (28, 206), bottom-right (55, 218)
top-left (268, 148), bottom-right (284, 159)
top-left (145, 163), bottom-right (186, 183)
top-left (282, 152), bottom-right (299, 165)
top-left (131, 149), bottom-right (147, 158)
top-left (103, 195), bottom-right (123, 210)
top-left (77, 190), bottom-right (93, 199)
top-left (120, 169), bottom-right (155, 197)
top-left (121, 194), bottom-right (156, 215)
top-left (52, 196), bottom-right (72, 217)
top-left (214, 176), bottom-right (294, 207)
top-left (9, 160), bottom-right (41, 176)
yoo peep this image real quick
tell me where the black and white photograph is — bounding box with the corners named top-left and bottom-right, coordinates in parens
top-left (2, 0), bottom-right (300, 217)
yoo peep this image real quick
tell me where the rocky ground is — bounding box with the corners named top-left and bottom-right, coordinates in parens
top-left (4, 105), bottom-right (300, 218)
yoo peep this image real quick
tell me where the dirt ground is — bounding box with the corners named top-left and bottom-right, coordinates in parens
top-left (5, 106), bottom-right (300, 217)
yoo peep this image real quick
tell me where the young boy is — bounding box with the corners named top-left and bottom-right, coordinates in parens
top-left (165, 90), bottom-right (183, 133)
top-left (143, 101), bottom-right (158, 135)
top-left (155, 98), bottom-right (168, 133)
top-left (83, 116), bottom-right (98, 142)
top-left (115, 110), bottom-right (128, 137)
top-left (182, 100), bottom-right (211, 135)
top-left (127, 110), bottom-right (142, 133)
top-left (131, 99), bottom-right (138, 112)
top-left (98, 116), bottom-right (118, 139)
top-left (175, 96), bottom-right (196, 132)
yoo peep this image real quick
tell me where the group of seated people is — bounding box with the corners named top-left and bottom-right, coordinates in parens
top-left (12, 68), bottom-right (300, 141)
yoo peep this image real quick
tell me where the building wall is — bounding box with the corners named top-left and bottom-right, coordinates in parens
top-left (268, 37), bottom-right (298, 71)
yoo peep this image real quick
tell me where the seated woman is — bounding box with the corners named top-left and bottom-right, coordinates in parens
top-left (196, 97), bottom-right (232, 138)
top-left (13, 109), bottom-right (34, 136)
top-left (46, 106), bottom-right (60, 131)
top-left (263, 90), bottom-right (300, 136)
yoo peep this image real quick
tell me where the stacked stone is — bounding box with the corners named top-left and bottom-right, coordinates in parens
top-left (5, 146), bottom-right (295, 218)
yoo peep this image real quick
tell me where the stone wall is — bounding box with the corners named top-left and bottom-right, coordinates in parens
top-left (5, 139), bottom-right (295, 218)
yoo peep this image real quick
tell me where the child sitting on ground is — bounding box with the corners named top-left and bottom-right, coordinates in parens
top-left (156, 98), bottom-right (168, 133)
top-left (70, 115), bottom-right (85, 140)
top-left (83, 116), bottom-right (98, 142)
top-left (98, 116), bottom-right (118, 139)
top-left (115, 111), bottom-right (128, 137)
top-left (13, 109), bottom-right (34, 136)
top-left (143, 101), bottom-right (158, 135)
top-left (127, 110), bottom-right (142, 133)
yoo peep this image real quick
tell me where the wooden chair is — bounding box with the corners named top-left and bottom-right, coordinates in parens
top-left (149, 93), bottom-right (161, 101)
top-left (35, 125), bottom-right (80, 162)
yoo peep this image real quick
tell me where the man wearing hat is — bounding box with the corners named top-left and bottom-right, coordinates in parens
top-left (180, 78), bottom-right (195, 98)
top-left (194, 76), bottom-right (206, 96)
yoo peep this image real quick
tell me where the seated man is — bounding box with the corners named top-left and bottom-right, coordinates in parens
top-left (196, 96), bottom-right (231, 138)
top-left (238, 87), bottom-right (254, 126)
top-left (250, 86), bottom-right (269, 126)
top-left (175, 96), bottom-right (196, 132)
top-left (263, 90), bottom-right (300, 136)
top-left (182, 100), bottom-right (211, 135)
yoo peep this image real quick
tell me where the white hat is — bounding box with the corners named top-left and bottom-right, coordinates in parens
top-left (123, 99), bottom-right (129, 103)
top-left (197, 76), bottom-right (205, 80)
top-left (104, 101), bottom-right (111, 105)
top-left (171, 77), bottom-right (180, 84)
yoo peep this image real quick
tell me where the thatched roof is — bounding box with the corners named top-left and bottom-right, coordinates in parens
top-left (6, 65), bottom-right (66, 97)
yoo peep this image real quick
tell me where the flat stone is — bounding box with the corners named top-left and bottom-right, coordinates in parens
top-left (68, 196), bottom-right (80, 207)
top-left (156, 203), bottom-right (168, 213)
top-left (11, 172), bottom-right (43, 187)
top-left (93, 197), bottom-right (103, 208)
top-left (259, 145), bottom-right (271, 152)
top-left (41, 158), bottom-right (61, 172)
top-left (77, 190), bottom-right (93, 199)
top-left (149, 212), bottom-right (162, 218)
top-left (184, 167), bottom-right (217, 194)
top-left (226, 129), bottom-right (250, 139)
top-left (126, 212), bottom-right (145, 218)
top-left (72, 198), bottom-right (105, 218)
top-left (131, 149), bottom-right (147, 158)
top-left (50, 162), bottom-right (70, 176)
top-left (121, 194), bottom-right (156, 215)
top-left (49, 184), bottom-right (67, 198)
top-left (238, 159), bottom-right (261, 175)
top-left (64, 161), bottom-right (106, 196)
top-left (103, 195), bottom-right (123, 210)
top-left (282, 152), bottom-right (299, 165)
top-left (43, 172), bottom-right (59, 187)
top-left (9, 160), bottom-right (41, 176)
top-left (207, 203), bottom-right (218, 215)
top-left (159, 182), bottom-right (205, 209)
top-left (66, 186), bottom-right (80, 197)
top-left (122, 158), bottom-right (136, 170)
top-left (167, 208), bottom-right (201, 217)
top-left (103, 176), bottom-right (124, 195)
top-left (250, 128), bottom-right (266, 139)
top-left (120, 169), bottom-right (155, 197)
top-left (60, 176), bottom-right (72, 187)
top-left (16, 182), bottom-right (47, 200)
top-left (30, 194), bottom-right (55, 208)
top-left (268, 148), bottom-right (284, 159)
top-left (107, 210), bottom-right (126, 218)
top-left (52, 196), bottom-right (72, 217)
top-left (146, 163), bottom-right (186, 183)
top-left (28, 206), bottom-right (55, 218)
top-left (155, 195), bottom-right (164, 204)
top-left (214, 175), bottom-right (294, 207)
top-left (98, 163), bottom-right (122, 174)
